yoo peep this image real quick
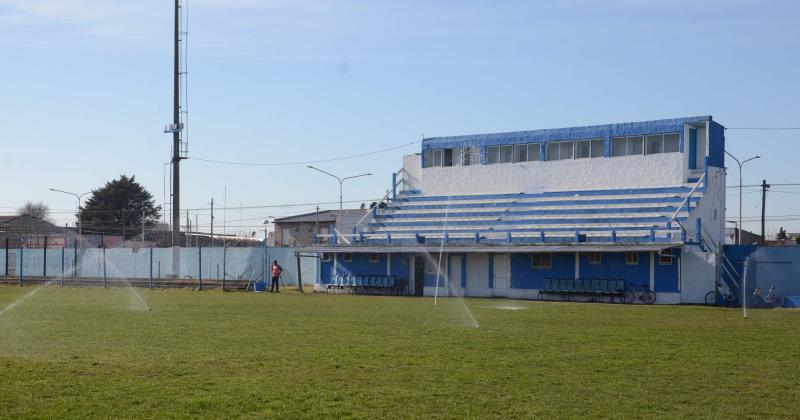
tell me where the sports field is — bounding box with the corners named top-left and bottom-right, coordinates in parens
top-left (1, 284), bottom-right (798, 418)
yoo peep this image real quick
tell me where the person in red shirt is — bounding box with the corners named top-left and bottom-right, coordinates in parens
top-left (270, 260), bottom-right (283, 292)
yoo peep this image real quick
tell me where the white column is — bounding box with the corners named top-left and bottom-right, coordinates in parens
top-left (386, 253), bottom-right (391, 276)
top-left (650, 252), bottom-right (655, 291)
top-left (575, 252), bottom-right (580, 280)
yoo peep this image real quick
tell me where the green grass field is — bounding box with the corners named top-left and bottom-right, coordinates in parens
top-left (1, 284), bottom-right (798, 418)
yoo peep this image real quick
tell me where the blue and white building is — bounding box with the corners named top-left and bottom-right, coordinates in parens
top-left (311, 116), bottom-right (726, 304)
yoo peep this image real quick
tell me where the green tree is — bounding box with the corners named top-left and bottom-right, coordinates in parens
top-left (79, 175), bottom-right (161, 239)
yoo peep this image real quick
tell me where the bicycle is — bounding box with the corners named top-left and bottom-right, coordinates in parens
top-left (623, 285), bottom-right (656, 305)
top-left (752, 285), bottom-right (785, 308)
top-left (705, 280), bottom-right (737, 307)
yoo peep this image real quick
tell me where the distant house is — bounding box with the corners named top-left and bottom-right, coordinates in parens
top-left (274, 209), bottom-right (368, 247)
top-left (0, 214), bottom-right (65, 248)
top-left (725, 228), bottom-right (763, 245)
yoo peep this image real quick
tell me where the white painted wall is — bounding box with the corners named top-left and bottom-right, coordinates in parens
top-left (417, 153), bottom-right (685, 196)
top-left (680, 247), bottom-right (716, 303)
top-left (400, 154), bottom-right (422, 193)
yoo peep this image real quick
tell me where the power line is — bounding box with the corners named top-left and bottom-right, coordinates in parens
top-left (726, 127), bottom-right (800, 130)
top-left (189, 139), bottom-right (421, 167)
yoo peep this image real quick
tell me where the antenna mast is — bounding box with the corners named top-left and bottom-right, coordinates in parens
top-left (165, 0), bottom-right (189, 277)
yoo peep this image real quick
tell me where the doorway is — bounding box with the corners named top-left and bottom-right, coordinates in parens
top-left (413, 256), bottom-right (425, 296)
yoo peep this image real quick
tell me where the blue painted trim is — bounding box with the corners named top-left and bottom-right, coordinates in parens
top-left (422, 116), bottom-right (714, 150)
top-left (488, 254), bottom-right (494, 289)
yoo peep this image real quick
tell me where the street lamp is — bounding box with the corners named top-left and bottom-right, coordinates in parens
top-left (306, 166), bottom-right (372, 238)
top-left (724, 151), bottom-right (760, 245)
top-left (49, 188), bottom-right (91, 248)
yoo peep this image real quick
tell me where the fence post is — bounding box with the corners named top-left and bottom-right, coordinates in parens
top-left (102, 247), bottom-right (107, 288)
top-left (296, 252), bottom-right (304, 293)
top-left (19, 246), bottom-right (23, 287)
top-left (198, 246), bottom-right (203, 291)
top-left (60, 247), bottom-right (65, 288)
top-left (43, 236), bottom-right (48, 277)
top-left (149, 247), bottom-right (153, 290)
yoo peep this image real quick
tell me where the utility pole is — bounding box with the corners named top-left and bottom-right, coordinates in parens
top-left (195, 214), bottom-right (198, 248)
top-left (210, 198), bottom-right (214, 248)
top-left (186, 210), bottom-right (190, 247)
top-left (761, 179), bottom-right (770, 245)
top-left (168, 0), bottom-right (185, 278)
top-left (315, 206), bottom-right (319, 238)
top-left (141, 207), bottom-right (146, 249)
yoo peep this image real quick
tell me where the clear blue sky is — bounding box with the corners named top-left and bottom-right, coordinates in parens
top-left (1, 0), bottom-right (798, 237)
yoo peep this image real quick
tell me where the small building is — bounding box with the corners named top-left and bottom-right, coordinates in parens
top-left (0, 214), bottom-right (65, 248)
top-left (725, 228), bottom-right (763, 245)
top-left (309, 116), bottom-right (727, 304)
top-left (274, 209), bottom-right (368, 247)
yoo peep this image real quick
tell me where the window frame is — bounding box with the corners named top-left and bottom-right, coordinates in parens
top-left (625, 252), bottom-right (639, 265)
top-left (425, 259), bottom-right (440, 274)
top-left (532, 253), bottom-right (552, 269)
top-left (513, 144), bottom-right (528, 163)
top-left (369, 253), bottom-right (380, 263)
top-left (527, 143), bottom-right (541, 162)
top-left (321, 252), bottom-right (331, 262)
top-left (546, 141), bottom-right (574, 161)
top-left (343, 253), bottom-right (353, 263)
top-left (659, 249), bottom-right (674, 265)
top-left (487, 146), bottom-right (500, 164)
top-left (587, 252), bottom-right (602, 265)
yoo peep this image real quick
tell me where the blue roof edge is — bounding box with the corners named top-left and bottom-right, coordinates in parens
top-left (422, 116), bottom-right (718, 150)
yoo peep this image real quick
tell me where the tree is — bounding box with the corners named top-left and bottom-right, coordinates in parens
top-left (18, 201), bottom-right (51, 222)
top-left (80, 175), bottom-right (161, 239)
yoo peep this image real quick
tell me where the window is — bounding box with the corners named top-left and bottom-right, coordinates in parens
top-left (587, 252), bottom-right (601, 265)
top-left (546, 141), bottom-right (574, 161)
top-left (443, 148), bottom-right (453, 167)
top-left (645, 135), bottom-right (663, 154)
top-left (527, 144), bottom-right (541, 161)
top-left (576, 139), bottom-right (605, 159)
top-left (664, 133), bottom-right (679, 153)
top-left (423, 149), bottom-right (444, 168)
top-left (500, 145), bottom-right (513, 163)
top-left (425, 259), bottom-right (440, 274)
top-left (463, 148), bottom-right (480, 165)
top-left (625, 252), bottom-right (639, 265)
top-left (513, 144), bottom-right (527, 163)
top-left (321, 252), bottom-right (331, 262)
top-left (369, 253), bottom-right (380, 263)
top-left (532, 253), bottom-right (552, 269)
top-left (452, 147), bottom-right (462, 166)
top-left (645, 133), bottom-right (680, 155)
top-left (487, 146), bottom-right (500, 164)
top-left (423, 149), bottom-right (433, 167)
top-left (659, 249), bottom-right (674, 265)
top-left (611, 136), bottom-right (644, 157)
top-left (490, 144), bottom-right (540, 164)
top-left (343, 253), bottom-right (352, 263)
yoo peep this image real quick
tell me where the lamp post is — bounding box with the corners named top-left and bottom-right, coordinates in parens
top-left (306, 166), bottom-right (372, 238)
top-left (49, 188), bottom-right (90, 248)
top-left (724, 151), bottom-right (760, 245)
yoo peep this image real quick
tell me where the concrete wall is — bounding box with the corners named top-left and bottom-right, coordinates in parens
top-left (0, 247), bottom-right (315, 285)
top-left (416, 153), bottom-right (685, 196)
